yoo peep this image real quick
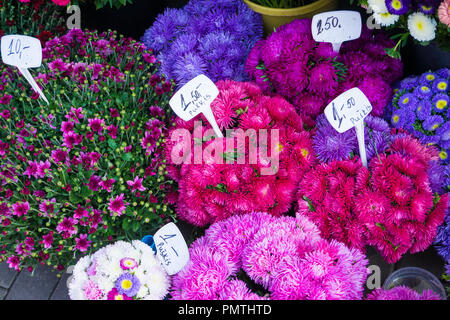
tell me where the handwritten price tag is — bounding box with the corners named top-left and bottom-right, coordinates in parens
top-left (153, 222), bottom-right (189, 275)
top-left (324, 88), bottom-right (372, 167)
top-left (312, 10), bottom-right (362, 53)
top-left (1, 35), bottom-right (48, 104)
top-left (169, 74), bottom-right (223, 138)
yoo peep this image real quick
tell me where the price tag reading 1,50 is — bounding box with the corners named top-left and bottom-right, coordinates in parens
top-left (169, 74), bottom-right (223, 138)
top-left (312, 10), bottom-right (362, 53)
top-left (324, 88), bottom-right (372, 167)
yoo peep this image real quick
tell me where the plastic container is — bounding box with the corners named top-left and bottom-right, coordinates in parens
top-left (141, 235), bottom-right (157, 254)
top-left (243, 0), bottom-right (339, 35)
top-left (383, 267), bottom-right (447, 300)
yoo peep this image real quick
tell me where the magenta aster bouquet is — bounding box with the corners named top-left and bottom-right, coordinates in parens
top-left (165, 80), bottom-right (317, 227)
top-left (245, 19), bottom-right (402, 124)
top-left (366, 285), bottom-right (441, 300)
top-left (0, 29), bottom-right (177, 273)
top-left (1, 0), bottom-right (67, 46)
top-left (68, 240), bottom-right (170, 300)
top-left (354, 0), bottom-right (450, 57)
top-left (170, 212), bottom-right (369, 300)
top-left (298, 131), bottom-right (449, 263)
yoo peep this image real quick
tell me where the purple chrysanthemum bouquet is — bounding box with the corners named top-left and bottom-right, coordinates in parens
top-left (141, 0), bottom-right (263, 88)
top-left (0, 29), bottom-right (177, 273)
top-left (245, 19), bottom-right (402, 126)
top-left (366, 285), bottom-right (441, 300)
top-left (170, 212), bottom-right (369, 300)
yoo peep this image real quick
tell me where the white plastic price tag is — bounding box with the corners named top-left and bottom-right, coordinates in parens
top-left (312, 10), bottom-right (362, 53)
top-left (1, 35), bottom-right (48, 104)
top-left (324, 88), bottom-right (372, 167)
top-left (169, 74), bottom-right (223, 138)
top-left (153, 222), bottom-right (190, 275)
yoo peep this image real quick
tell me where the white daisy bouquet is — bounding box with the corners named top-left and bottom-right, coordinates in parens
top-left (68, 240), bottom-right (171, 300)
top-left (353, 0), bottom-right (450, 58)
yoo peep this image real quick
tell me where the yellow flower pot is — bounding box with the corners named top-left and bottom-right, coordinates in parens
top-left (244, 0), bottom-right (339, 36)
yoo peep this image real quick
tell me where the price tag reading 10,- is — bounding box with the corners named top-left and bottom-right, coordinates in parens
top-left (1, 35), bottom-right (49, 104)
top-left (324, 88), bottom-right (372, 168)
top-left (312, 10), bottom-right (362, 53)
top-left (153, 222), bottom-right (190, 275)
top-left (169, 74), bottom-right (223, 138)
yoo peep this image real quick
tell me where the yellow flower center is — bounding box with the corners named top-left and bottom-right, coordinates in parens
top-left (417, 106), bottom-right (422, 111)
top-left (402, 97), bottom-right (409, 104)
top-left (421, 86), bottom-right (429, 91)
top-left (115, 295), bottom-right (124, 300)
top-left (121, 280), bottom-right (133, 290)
top-left (426, 74), bottom-right (435, 81)
top-left (393, 115), bottom-right (399, 123)
top-left (436, 100), bottom-right (447, 109)
top-left (277, 143), bottom-right (283, 153)
top-left (417, 22), bottom-right (423, 31)
top-left (438, 82), bottom-right (447, 90)
top-left (301, 148), bottom-right (310, 158)
top-left (439, 151), bottom-right (448, 160)
top-left (381, 13), bottom-right (391, 18)
top-left (432, 124), bottom-right (439, 130)
top-left (392, 0), bottom-right (402, 10)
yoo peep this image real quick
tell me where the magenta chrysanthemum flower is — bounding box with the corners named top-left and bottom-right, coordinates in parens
top-left (42, 232), bottom-right (54, 249)
top-left (39, 198), bottom-right (56, 217)
top-left (126, 176), bottom-right (146, 193)
top-left (12, 201), bottom-right (30, 217)
top-left (108, 193), bottom-right (128, 216)
top-left (88, 118), bottom-right (105, 134)
top-left (74, 234), bottom-right (91, 252)
top-left (23, 160), bottom-right (39, 179)
top-left (56, 216), bottom-right (78, 238)
top-left (88, 174), bottom-right (102, 192)
top-left (100, 178), bottom-right (115, 192)
top-left (83, 280), bottom-right (104, 300)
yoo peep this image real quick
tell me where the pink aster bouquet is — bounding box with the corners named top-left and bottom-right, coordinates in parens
top-left (165, 80), bottom-right (317, 227)
top-left (0, 29), bottom-right (177, 273)
top-left (0, 0), bottom-right (67, 45)
top-left (170, 212), bottom-right (369, 300)
top-left (68, 240), bottom-right (170, 300)
top-left (366, 285), bottom-right (441, 300)
top-left (297, 131), bottom-right (449, 263)
top-left (245, 19), bottom-right (402, 124)
top-left (354, 0), bottom-right (450, 57)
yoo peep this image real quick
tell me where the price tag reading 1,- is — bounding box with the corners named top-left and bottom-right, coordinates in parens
top-left (1, 35), bottom-right (49, 104)
top-left (312, 10), bottom-right (362, 53)
top-left (153, 222), bottom-right (190, 275)
top-left (169, 74), bottom-right (223, 138)
top-left (324, 88), bottom-right (372, 168)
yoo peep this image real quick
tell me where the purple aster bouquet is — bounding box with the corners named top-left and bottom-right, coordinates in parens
top-left (385, 69), bottom-right (449, 169)
top-left (245, 19), bottom-right (402, 125)
top-left (141, 0), bottom-right (263, 88)
top-left (366, 285), bottom-right (441, 300)
top-left (313, 114), bottom-right (392, 163)
top-left (0, 29), bottom-right (177, 273)
top-left (170, 212), bottom-right (369, 300)
top-left (354, 0), bottom-right (450, 58)
top-left (68, 240), bottom-right (170, 300)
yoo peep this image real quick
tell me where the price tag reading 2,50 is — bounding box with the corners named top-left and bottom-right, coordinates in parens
top-left (312, 10), bottom-right (362, 53)
top-left (324, 88), bottom-right (372, 167)
top-left (169, 74), bottom-right (223, 138)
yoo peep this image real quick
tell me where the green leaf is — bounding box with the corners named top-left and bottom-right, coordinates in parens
top-left (80, 185), bottom-right (93, 198)
top-left (122, 219), bottom-right (130, 231)
top-left (69, 192), bottom-right (82, 204)
top-left (108, 138), bottom-right (117, 149)
top-left (122, 153), bottom-right (132, 162)
top-left (132, 220), bottom-right (140, 233)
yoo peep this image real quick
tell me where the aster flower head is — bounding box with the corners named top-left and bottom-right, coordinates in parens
top-left (366, 285), bottom-right (441, 300)
top-left (108, 193), bottom-right (128, 217)
top-left (115, 273), bottom-right (141, 297)
top-left (408, 12), bottom-right (437, 42)
top-left (385, 0), bottom-right (411, 15)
